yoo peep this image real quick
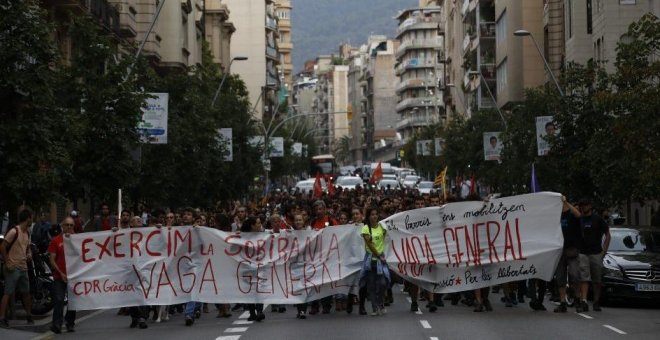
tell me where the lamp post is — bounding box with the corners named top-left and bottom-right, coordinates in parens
top-left (211, 56), bottom-right (248, 108)
top-left (513, 29), bottom-right (564, 97)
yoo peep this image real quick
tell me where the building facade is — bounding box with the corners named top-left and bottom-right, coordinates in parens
top-left (394, 5), bottom-right (446, 143)
top-left (224, 0), bottom-right (280, 121)
top-left (205, 0), bottom-right (236, 71)
top-left (275, 0), bottom-right (293, 93)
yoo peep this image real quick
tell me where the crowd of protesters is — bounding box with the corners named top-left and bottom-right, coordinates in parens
top-left (0, 181), bottom-right (612, 333)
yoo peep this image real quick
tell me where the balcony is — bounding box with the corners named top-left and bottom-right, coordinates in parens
top-left (266, 46), bottom-right (278, 60)
top-left (278, 42), bottom-right (293, 51)
top-left (396, 96), bottom-right (440, 113)
top-left (396, 37), bottom-right (443, 58)
top-left (480, 22), bottom-right (496, 38)
top-left (110, 1), bottom-right (138, 38)
top-left (266, 16), bottom-right (277, 31)
top-left (395, 112), bottom-right (435, 130)
top-left (481, 64), bottom-right (496, 80)
top-left (395, 78), bottom-right (427, 94)
top-left (53, 0), bottom-right (120, 34)
top-left (278, 18), bottom-right (291, 30)
top-left (396, 15), bottom-right (444, 38)
top-left (395, 59), bottom-right (439, 76)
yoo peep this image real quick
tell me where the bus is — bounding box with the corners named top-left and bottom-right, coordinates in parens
top-left (310, 154), bottom-right (338, 180)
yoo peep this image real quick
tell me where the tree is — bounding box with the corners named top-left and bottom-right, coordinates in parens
top-left (56, 16), bottom-right (148, 212)
top-left (0, 0), bottom-right (67, 217)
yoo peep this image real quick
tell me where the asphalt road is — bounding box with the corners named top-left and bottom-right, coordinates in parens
top-left (3, 285), bottom-right (659, 340)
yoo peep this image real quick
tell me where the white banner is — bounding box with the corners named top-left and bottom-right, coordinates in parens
top-left (217, 128), bottom-right (233, 161)
top-left (434, 138), bottom-right (444, 156)
top-left (138, 93), bottom-right (168, 144)
top-left (536, 116), bottom-right (556, 156)
top-left (65, 227), bottom-right (364, 310)
top-left (483, 132), bottom-right (502, 161)
top-left (292, 142), bottom-right (303, 156)
top-left (270, 137), bottom-right (284, 157)
top-left (381, 192), bottom-right (563, 293)
top-left (65, 193), bottom-right (563, 309)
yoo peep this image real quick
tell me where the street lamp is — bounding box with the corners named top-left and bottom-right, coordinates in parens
top-left (513, 29), bottom-right (564, 97)
top-left (468, 71), bottom-right (508, 131)
top-left (211, 56), bottom-right (248, 108)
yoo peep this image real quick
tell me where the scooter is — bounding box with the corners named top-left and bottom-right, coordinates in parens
top-left (28, 243), bottom-right (54, 315)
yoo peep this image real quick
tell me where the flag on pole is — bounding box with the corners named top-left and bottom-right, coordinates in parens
top-left (313, 172), bottom-right (323, 198)
top-left (327, 176), bottom-right (336, 196)
top-left (469, 174), bottom-right (476, 195)
top-left (369, 161), bottom-right (383, 184)
top-left (433, 166), bottom-right (448, 200)
top-left (530, 163), bottom-right (540, 193)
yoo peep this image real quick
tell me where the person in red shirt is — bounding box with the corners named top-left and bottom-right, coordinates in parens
top-left (48, 217), bottom-right (76, 334)
top-left (308, 200), bottom-right (338, 314)
top-left (310, 200), bottom-right (338, 230)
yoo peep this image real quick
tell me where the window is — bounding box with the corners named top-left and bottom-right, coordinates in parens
top-left (587, 0), bottom-right (592, 34)
top-left (496, 10), bottom-right (507, 46)
top-left (496, 59), bottom-right (507, 94)
top-left (620, 0), bottom-right (636, 4)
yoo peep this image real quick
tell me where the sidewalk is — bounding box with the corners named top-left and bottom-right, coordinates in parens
top-left (0, 303), bottom-right (97, 339)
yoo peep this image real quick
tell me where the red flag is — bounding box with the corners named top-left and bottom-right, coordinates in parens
top-left (327, 176), bottom-right (336, 196)
top-left (313, 172), bottom-right (323, 198)
top-left (369, 161), bottom-right (383, 184)
top-left (469, 174), bottom-right (476, 195)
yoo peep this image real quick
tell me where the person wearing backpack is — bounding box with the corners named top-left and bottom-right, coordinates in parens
top-left (0, 207), bottom-right (35, 328)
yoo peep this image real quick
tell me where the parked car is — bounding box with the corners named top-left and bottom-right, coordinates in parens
top-left (416, 181), bottom-right (436, 194)
top-left (294, 179), bottom-right (326, 194)
top-left (377, 179), bottom-right (400, 191)
top-left (402, 175), bottom-right (421, 188)
top-left (339, 165), bottom-right (356, 176)
top-left (601, 227), bottom-right (660, 303)
top-left (336, 176), bottom-right (363, 190)
top-left (382, 174), bottom-right (397, 181)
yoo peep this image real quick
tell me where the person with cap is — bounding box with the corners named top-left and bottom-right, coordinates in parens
top-left (576, 197), bottom-right (610, 312)
top-left (70, 210), bottom-right (83, 234)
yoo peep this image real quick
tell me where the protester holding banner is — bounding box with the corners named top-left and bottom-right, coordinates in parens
top-left (181, 207), bottom-right (203, 326)
top-left (309, 200), bottom-right (337, 314)
top-left (240, 217), bottom-right (266, 322)
top-left (48, 217), bottom-right (77, 334)
top-left (553, 196), bottom-right (582, 313)
top-left (361, 207), bottom-right (389, 316)
top-left (576, 198), bottom-right (610, 313)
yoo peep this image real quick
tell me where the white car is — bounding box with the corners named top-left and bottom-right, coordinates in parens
top-left (416, 181), bottom-right (436, 194)
top-left (402, 175), bottom-right (421, 188)
top-left (383, 174), bottom-right (397, 181)
top-left (295, 179), bottom-right (326, 194)
top-left (336, 176), bottom-right (363, 190)
top-left (377, 179), bottom-right (400, 190)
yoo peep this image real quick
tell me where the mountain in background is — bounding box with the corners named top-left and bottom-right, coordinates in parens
top-left (291, 0), bottom-right (418, 72)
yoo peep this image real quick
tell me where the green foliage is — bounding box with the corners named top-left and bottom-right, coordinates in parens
top-left (0, 0), bottom-right (66, 215)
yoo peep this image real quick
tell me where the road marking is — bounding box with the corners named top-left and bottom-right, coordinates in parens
top-left (603, 325), bottom-right (627, 335)
top-left (430, 337), bottom-right (440, 340)
top-left (233, 320), bottom-right (254, 325)
top-left (420, 320), bottom-right (432, 329)
top-left (406, 297), bottom-right (412, 303)
top-left (215, 336), bottom-right (241, 340)
top-left (238, 311), bottom-right (250, 319)
top-left (416, 310), bottom-right (424, 315)
top-left (225, 327), bottom-right (248, 333)
top-left (577, 313), bottom-right (594, 319)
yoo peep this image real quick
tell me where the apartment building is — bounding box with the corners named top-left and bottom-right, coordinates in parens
top-left (205, 0), bottom-right (236, 71)
top-left (311, 56), bottom-right (350, 154)
top-left (224, 0), bottom-right (280, 121)
top-left (275, 0), bottom-right (294, 93)
top-left (394, 5), bottom-right (446, 143)
top-left (367, 38), bottom-right (399, 161)
top-left (347, 49), bottom-right (368, 164)
top-left (495, 1), bottom-right (545, 109)
top-left (565, 0), bottom-right (660, 72)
